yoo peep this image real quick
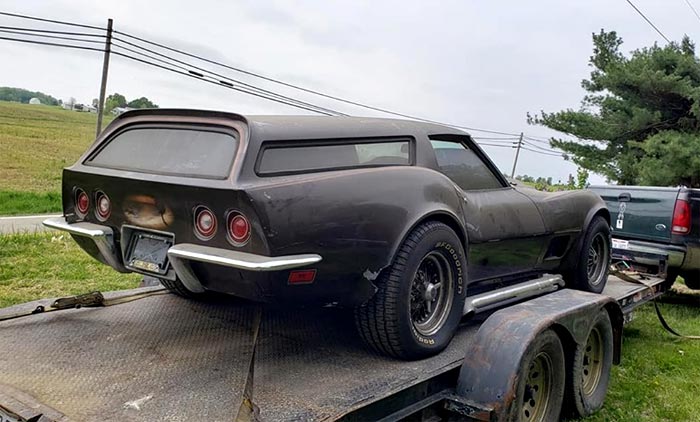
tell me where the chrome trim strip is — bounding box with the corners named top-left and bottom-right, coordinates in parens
top-left (463, 274), bottom-right (564, 316)
top-left (42, 217), bottom-right (127, 272)
top-left (167, 243), bottom-right (323, 272)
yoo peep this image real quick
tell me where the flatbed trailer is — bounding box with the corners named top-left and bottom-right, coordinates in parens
top-left (0, 274), bottom-right (665, 422)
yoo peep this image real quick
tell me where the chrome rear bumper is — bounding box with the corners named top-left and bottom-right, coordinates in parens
top-left (43, 217), bottom-right (323, 293)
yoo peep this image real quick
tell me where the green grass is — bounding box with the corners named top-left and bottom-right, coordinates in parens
top-left (583, 297), bottom-right (700, 422)
top-left (0, 190), bottom-right (62, 215)
top-left (0, 101), bottom-right (112, 215)
top-left (0, 232), bottom-right (140, 307)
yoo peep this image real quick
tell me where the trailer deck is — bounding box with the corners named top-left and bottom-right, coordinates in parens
top-left (0, 275), bottom-right (664, 422)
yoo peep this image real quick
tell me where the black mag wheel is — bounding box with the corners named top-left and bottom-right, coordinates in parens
top-left (354, 221), bottom-right (467, 360)
top-left (410, 251), bottom-right (455, 337)
top-left (569, 216), bottom-right (611, 294)
top-left (586, 232), bottom-right (608, 289)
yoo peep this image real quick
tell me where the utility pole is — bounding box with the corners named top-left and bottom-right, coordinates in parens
top-left (510, 132), bottom-right (523, 178)
top-left (96, 18), bottom-right (113, 138)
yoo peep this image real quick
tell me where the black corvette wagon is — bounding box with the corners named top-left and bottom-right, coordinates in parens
top-left (45, 109), bottom-right (611, 359)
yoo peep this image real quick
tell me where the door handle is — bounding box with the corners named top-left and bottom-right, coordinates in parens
top-left (618, 192), bottom-right (631, 202)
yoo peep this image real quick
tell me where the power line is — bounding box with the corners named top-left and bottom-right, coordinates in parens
top-left (472, 136), bottom-right (520, 141)
top-left (0, 25), bottom-right (105, 37)
top-left (684, 0), bottom-right (700, 24)
top-left (110, 38), bottom-right (346, 116)
top-left (0, 35), bottom-right (105, 52)
top-left (112, 28), bottom-right (523, 136)
top-left (520, 146), bottom-right (564, 157)
top-left (0, 29), bottom-right (105, 44)
top-left (477, 142), bottom-right (516, 148)
top-left (0, 11), bottom-right (104, 31)
top-left (522, 140), bottom-right (564, 154)
top-left (624, 0), bottom-right (671, 43)
top-left (111, 51), bottom-right (337, 115)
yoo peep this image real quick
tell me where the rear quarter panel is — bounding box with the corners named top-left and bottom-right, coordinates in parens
top-left (246, 166), bottom-right (465, 291)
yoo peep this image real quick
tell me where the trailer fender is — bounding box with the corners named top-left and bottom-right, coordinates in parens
top-left (455, 288), bottom-right (622, 420)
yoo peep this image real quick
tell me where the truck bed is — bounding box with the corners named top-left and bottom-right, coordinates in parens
top-left (0, 276), bottom-right (664, 422)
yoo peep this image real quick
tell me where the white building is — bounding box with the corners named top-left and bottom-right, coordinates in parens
top-left (29, 98), bottom-right (41, 105)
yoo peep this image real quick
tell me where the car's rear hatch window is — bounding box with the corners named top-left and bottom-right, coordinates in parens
top-left (86, 126), bottom-right (238, 179)
top-left (257, 139), bottom-right (411, 176)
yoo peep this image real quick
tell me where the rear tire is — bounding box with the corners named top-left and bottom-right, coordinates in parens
top-left (509, 329), bottom-right (566, 422)
top-left (564, 311), bottom-right (613, 418)
top-left (568, 216), bottom-right (610, 294)
top-left (160, 277), bottom-right (207, 299)
top-left (354, 221), bottom-right (467, 360)
top-left (680, 270), bottom-right (700, 290)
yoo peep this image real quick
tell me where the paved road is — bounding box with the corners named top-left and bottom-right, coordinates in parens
top-left (0, 214), bottom-right (61, 235)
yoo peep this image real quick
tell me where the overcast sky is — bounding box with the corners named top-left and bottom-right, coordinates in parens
top-left (1, 1), bottom-right (696, 183)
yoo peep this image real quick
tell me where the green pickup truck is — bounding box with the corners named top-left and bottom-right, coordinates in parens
top-left (589, 185), bottom-right (700, 289)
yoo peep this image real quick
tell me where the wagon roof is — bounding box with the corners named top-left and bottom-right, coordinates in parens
top-left (113, 108), bottom-right (471, 141)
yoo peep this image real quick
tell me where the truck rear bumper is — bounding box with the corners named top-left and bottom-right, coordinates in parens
top-left (612, 237), bottom-right (685, 268)
top-left (43, 217), bottom-right (323, 294)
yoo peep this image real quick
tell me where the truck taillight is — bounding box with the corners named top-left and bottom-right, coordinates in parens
top-left (194, 206), bottom-right (217, 240)
top-left (75, 188), bottom-right (89, 216)
top-left (672, 199), bottom-right (691, 234)
top-left (227, 211), bottom-right (250, 246)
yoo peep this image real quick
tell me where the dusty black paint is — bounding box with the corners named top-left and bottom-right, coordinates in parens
top-left (61, 109), bottom-right (607, 306)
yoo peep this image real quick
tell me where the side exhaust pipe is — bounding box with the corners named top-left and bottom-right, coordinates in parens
top-left (463, 274), bottom-right (564, 316)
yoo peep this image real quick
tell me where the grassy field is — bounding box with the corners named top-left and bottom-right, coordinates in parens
top-left (0, 101), bottom-right (111, 215)
top-left (0, 233), bottom-right (140, 307)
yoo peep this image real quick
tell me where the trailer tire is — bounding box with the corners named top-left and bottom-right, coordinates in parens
top-left (565, 310), bottom-right (613, 418)
top-left (508, 329), bottom-right (565, 422)
top-left (354, 221), bottom-right (467, 360)
top-left (160, 277), bottom-right (207, 299)
top-left (569, 216), bottom-right (610, 294)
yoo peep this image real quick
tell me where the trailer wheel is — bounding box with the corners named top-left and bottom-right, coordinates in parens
top-left (565, 310), bottom-right (613, 418)
top-left (354, 221), bottom-right (467, 360)
top-left (509, 329), bottom-right (565, 422)
top-left (569, 216), bottom-right (610, 293)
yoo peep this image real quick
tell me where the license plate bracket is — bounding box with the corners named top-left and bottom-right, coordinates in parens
top-left (125, 231), bottom-right (174, 275)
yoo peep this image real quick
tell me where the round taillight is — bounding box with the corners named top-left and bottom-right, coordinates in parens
top-left (227, 211), bottom-right (250, 246)
top-left (95, 191), bottom-right (111, 221)
top-left (75, 189), bottom-right (89, 216)
top-left (194, 206), bottom-right (217, 240)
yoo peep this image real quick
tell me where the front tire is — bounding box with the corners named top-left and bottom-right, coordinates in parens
top-left (568, 216), bottom-right (611, 293)
top-left (354, 221), bottom-right (467, 360)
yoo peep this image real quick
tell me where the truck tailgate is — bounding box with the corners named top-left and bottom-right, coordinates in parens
top-left (589, 186), bottom-right (679, 243)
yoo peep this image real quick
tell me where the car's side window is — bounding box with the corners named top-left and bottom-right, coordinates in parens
top-left (429, 139), bottom-right (503, 190)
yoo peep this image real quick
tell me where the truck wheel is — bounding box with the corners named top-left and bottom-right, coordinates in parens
top-left (570, 216), bottom-right (610, 293)
top-left (564, 311), bottom-right (613, 418)
top-left (354, 221), bottom-right (467, 360)
top-left (680, 270), bottom-right (700, 290)
top-left (509, 329), bottom-right (565, 422)
top-left (160, 277), bottom-right (207, 299)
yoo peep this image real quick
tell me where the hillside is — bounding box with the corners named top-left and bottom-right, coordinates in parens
top-left (0, 101), bottom-right (112, 214)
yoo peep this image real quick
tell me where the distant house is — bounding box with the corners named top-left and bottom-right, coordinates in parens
top-left (111, 106), bottom-right (135, 116)
top-left (29, 97), bottom-right (42, 105)
top-left (83, 104), bottom-right (97, 113)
